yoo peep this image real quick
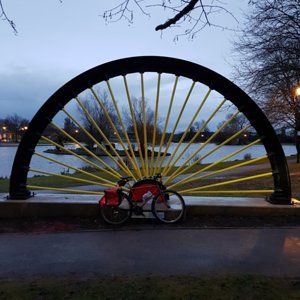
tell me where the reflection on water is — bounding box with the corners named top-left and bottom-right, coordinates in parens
top-left (0, 143), bottom-right (296, 178)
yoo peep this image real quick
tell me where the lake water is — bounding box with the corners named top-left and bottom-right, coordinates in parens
top-left (0, 143), bottom-right (297, 178)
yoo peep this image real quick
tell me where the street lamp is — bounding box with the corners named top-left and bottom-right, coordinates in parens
top-left (294, 86), bottom-right (300, 163)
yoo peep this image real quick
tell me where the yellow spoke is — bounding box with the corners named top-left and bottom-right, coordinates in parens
top-left (170, 154), bottom-right (267, 189)
top-left (183, 190), bottom-right (274, 195)
top-left (75, 96), bottom-right (134, 178)
top-left (34, 152), bottom-right (115, 184)
top-left (62, 108), bottom-right (123, 178)
top-left (42, 135), bottom-right (120, 180)
top-left (166, 140), bottom-right (263, 187)
top-left (105, 80), bottom-right (142, 178)
top-left (141, 73), bottom-right (149, 177)
top-left (50, 122), bottom-right (126, 177)
top-left (153, 76), bottom-right (179, 175)
top-left (195, 155), bottom-right (267, 180)
top-left (157, 81), bottom-right (196, 171)
top-left (29, 168), bottom-right (114, 188)
top-left (167, 124), bottom-right (252, 189)
top-left (150, 73), bottom-right (161, 176)
top-left (161, 88), bottom-right (211, 175)
top-left (178, 172), bottom-right (272, 194)
top-left (89, 88), bottom-right (137, 180)
top-left (27, 185), bottom-right (103, 195)
top-left (165, 104), bottom-right (235, 182)
top-left (123, 75), bottom-right (146, 176)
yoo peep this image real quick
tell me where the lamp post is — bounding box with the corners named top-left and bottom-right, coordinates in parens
top-left (295, 86), bottom-right (300, 163)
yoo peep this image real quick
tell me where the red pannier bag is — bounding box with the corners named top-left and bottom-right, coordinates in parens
top-left (99, 188), bottom-right (120, 207)
top-left (130, 180), bottom-right (161, 202)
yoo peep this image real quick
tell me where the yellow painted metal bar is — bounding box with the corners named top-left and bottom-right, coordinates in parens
top-left (75, 97), bottom-right (133, 177)
top-left (29, 168), bottom-right (114, 188)
top-left (165, 99), bottom-right (227, 177)
top-left (77, 96), bottom-right (132, 177)
top-left (178, 172), bottom-right (272, 194)
top-left (153, 76), bottom-right (179, 175)
top-left (41, 135), bottom-right (110, 176)
top-left (172, 154), bottom-right (267, 189)
top-left (162, 88), bottom-right (211, 175)
top-left (165, 138), bottom-right (261, 187)
top-left (157, 81), bottom-right (196, 172)
top-left (192, 124), bottom-right (252, 165)
top-left (34, 151), bottom-right (116, 185)
top-left (122, 75), bottom-right (146, 176)
top-left (105, 81), bottom-right (142, 178)
top-left (42, 135), bottom-right (120, 180)
top-left (167, 124), bottom-right (252, 189)
top-left (62, 108), bottom-right (124, 178)
top-left (140, 73), bottom-right (149, 177)
top-left (27, 185), bottom-right (103, 195)
top-left (89, 88), bottom-right (136, 180)
top-left (171, 125), bottom-right (251, 182)
top-left (164, 99), bottom-right (230, 183)
top-left (183, 190), bottom-right (274, 194)
top-left (195, 155), bottom-right (268, 181)
top-left (51, 122), bottom-right (124, 177)
top-left (166, 140), bottom-right (263, 187)
top-left (183, 141), bottom-right (263, 181)
top-left (150, 73), bottom-right (161, 176)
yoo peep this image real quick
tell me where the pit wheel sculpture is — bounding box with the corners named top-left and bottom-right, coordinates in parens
top-left (10, 56), bottom-right (291, 204)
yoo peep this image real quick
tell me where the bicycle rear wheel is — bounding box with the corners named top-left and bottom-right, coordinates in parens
top-left (101, 193), bottom-right (132, 225)
top-left (152, 190), bottom-right (185, 224)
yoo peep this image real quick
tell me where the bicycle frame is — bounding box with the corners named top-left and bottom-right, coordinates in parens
top-left (100, 174), bottom-right (185, 224)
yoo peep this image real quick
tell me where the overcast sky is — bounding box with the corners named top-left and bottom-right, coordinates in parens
top-left (0, 0), bottom-right (248, 120)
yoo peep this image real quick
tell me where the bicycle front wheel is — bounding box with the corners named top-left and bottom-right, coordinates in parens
top-left (152, 190), bottom-right (185, 224)
top-left (101, 193), bottom-right (132, 225)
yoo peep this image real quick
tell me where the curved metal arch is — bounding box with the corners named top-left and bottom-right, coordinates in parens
top-left (9, 56), bottom-right (291, 203)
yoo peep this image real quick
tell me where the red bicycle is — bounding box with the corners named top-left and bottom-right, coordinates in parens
top-left (100, 174), bottom-right (185, 225)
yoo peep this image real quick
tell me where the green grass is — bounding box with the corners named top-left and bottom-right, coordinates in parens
top-left (1, 157), bottom-right (298, 200)
top-left (0, 178), bottom-right (9, 193)
top-left (0, 275), bottom-right (300, 300)
top-left (0, 158), bottom-right (261, 193)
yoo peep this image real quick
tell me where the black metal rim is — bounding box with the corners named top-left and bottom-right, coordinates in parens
top-left (9, 56), bottom-right (291, 203)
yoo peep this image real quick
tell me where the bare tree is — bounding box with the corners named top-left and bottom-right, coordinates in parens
top-left (4, 114), bottom-right (29, 142)
top-left (123, 96), bottom-right (162, 154)
top-left (2, 0), bottom-right (237, 39)
top-left (77, 90), bottom-right (119, 148)
top-left (233, 0), bottom-right (300, 132)
top-left (192, 119), bottom-right (210, 133)
top-left (216, 114), bottom-right (249, 145)
top-left (101, 0), bottom-right (237, 40)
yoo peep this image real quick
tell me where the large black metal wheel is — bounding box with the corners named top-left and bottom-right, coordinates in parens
top-left (9, 56), bottom-right (291, 204)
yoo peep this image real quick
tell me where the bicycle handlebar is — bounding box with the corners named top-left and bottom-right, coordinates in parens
top-left (117, 177), bottom-right (132, 186)
top-left (117, 174), bottom-right (161, 186)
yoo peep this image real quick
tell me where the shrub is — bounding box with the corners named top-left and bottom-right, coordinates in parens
top-left (244, 153), bottom-right (252, 160)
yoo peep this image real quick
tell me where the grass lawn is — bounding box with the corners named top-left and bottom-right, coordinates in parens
top-left (0, 156), bottom-right (299, 199)
top-left (1, 275), bottom-right (300, 300)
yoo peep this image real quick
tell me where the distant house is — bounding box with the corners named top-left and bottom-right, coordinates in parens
top-left (0, 126), bottom-right (11, 142)
top-left (0, 125), bottom-right (27, 143)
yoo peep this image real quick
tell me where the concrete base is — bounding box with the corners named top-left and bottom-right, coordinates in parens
top-left (1, 193), bottom-right (300, 219)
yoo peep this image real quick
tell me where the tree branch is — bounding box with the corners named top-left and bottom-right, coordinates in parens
top-left (155, 0), bottom-right (199, 31)
top-left (0, 0), bottom-right (17, 34)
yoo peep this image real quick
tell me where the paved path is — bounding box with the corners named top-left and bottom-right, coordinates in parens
top-left (1, 228), bottom-right (300, 278)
